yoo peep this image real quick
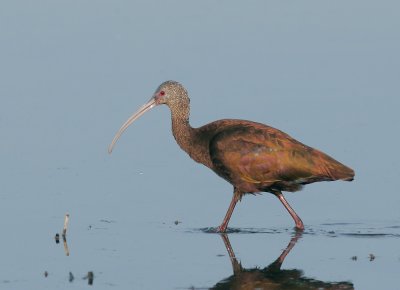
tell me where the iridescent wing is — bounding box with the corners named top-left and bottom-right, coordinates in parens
top-left (209, 123), bottom-right (353, 192)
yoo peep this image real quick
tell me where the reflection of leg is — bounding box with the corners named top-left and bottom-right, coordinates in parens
top-left (268, 230), bottom-right (303, 271)
top-left (276, 230), bottom-right (303, 264)
top-left (217, 189), bottom-right (241, 232)
top-left (220, 234), bottom-right (242, 275)
top-left (275, 191), bottom-right (304, 230)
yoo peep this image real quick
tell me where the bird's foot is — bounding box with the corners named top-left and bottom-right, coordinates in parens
top-left (295, 221), bottom-right (305, 231)
top-left (215, 225), bottom-right (227, 233)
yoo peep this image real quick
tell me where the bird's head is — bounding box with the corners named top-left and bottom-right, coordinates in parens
top-left (108, 80), bottom-right (189, 153)
top-left (153, 80), bottom-right (189, 107)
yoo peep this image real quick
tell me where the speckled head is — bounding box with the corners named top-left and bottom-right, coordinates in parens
top-left (153, 80), bottom-right (190, 108)
top-left (108, 80), bottom-right (190, 153)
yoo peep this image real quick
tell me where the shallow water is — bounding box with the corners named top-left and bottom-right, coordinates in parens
top-left (1, 1), bottom-right (400, 289)
top-left (1, 215), bottom-right (399, 289)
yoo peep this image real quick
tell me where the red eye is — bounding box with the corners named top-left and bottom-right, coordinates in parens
top-left (159, 91), bottom-right (165, 96)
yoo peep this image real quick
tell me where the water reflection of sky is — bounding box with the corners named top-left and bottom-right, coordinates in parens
top-left (1, 1), bottom-right (399, 289)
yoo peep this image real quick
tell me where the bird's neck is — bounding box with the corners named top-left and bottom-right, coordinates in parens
top-left (170, 103), bottom-right (195, 155)
top-left (169, 100), bottom-right (216, 169)
top-left (169, 98), bottom-right (213, 167)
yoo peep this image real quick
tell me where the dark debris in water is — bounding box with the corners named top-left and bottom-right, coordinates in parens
top-left (350, 254), bottom-right (376, 261)
top-left (43, 271), bottom-right (93, 285)
top-left (69, 272), bottom-right (74, 282)
top-left (83, 271), bottom-right (94, 285)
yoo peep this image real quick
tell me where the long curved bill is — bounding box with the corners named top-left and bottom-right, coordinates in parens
top-left (108, 97), bottom-right (156, 154)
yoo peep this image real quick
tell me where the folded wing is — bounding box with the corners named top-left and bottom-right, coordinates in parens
top-left (209, 123), bottom-right (354, 193)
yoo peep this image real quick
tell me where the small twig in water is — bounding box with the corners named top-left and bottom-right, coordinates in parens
top-left (53, 214), bottom-right (71, 256)
top-left (63, 236), bottom-right (70, 256)
top-left (62, 213), bottom-right (70, 238)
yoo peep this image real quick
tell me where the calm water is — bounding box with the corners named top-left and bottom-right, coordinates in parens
top-left (1, 1), bottom-right (399, 289)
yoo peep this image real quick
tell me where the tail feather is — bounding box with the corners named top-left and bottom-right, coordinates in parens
top-left (321, 154), bottom-right (355, 182)
top-left (332, 164), bottom-right (355, 181)
top-left (310, 147), bottom-right (355, 182)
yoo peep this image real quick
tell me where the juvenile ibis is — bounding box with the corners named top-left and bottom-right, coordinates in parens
top-left (108, 81), bottom-right (354, 232)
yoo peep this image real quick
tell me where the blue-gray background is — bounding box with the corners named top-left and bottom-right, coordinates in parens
top-left (1, 1), bottom-right (399, 289)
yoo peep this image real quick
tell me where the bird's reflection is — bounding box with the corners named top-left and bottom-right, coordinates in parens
top-left (211, 231), bottom-right (353, 290)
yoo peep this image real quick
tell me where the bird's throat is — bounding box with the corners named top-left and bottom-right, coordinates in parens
top-left (170, 105), bottom-right (194, 156)
top-left (168, 99), bottom-right (213, 168)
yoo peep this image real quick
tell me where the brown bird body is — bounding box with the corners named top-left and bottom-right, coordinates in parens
top-left (109, 81), bottom-right (354, 232)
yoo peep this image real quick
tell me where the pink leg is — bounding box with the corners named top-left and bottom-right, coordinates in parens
top-left (217, 190), bottom-right (241, 233)
top-left (275, 192), bottom-right (304, 230)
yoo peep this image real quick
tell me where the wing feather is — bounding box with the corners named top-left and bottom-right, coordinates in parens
top-left (209, 123), bottom-right (350, 192)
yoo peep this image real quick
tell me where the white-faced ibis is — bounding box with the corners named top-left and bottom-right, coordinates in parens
top-left (109, 81), bottom-right (354, 232)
